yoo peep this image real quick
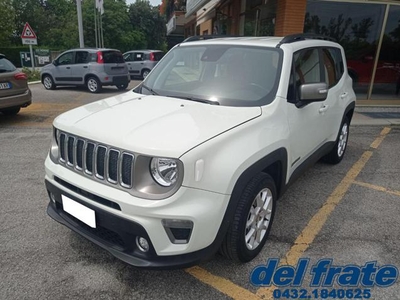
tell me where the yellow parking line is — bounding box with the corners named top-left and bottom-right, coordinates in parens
top-left (185, 266), bottom-right (261, 300)
top-left (370, 127), bottom-right (391, 149)
top-left (257, 127), bottom-right (391, 298)
top-left (353, 181), bottom-right (400, 198)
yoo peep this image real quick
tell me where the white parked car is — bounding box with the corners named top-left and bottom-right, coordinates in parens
top-left (45, 34), bottom-right (356, 268)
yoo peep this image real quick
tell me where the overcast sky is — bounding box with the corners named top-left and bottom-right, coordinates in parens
top-left (126, 0), bottom-right (162, 7)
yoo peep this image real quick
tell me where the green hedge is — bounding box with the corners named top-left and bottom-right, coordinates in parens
top-left (0, 46), bottom-right (63, 67)
top-left (0, 47), bottom-right (30, 67)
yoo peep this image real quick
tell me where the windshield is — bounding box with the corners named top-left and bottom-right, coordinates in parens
top-left (140, 44), bottom-right (282, 107)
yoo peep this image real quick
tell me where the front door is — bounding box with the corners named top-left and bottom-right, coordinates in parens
top-left (53, 52), bottom-right (74, 84)
top-left (286, 48), bottom-right (330, 175)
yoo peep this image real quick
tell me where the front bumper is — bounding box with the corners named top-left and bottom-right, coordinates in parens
top-left (45, 157), bottom-right (231, 268)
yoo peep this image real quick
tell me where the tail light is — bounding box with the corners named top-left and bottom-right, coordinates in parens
top-left (14, 73), bottom-right (28, 80)
top-left (97, 51), bottom-right (104, 63)
top-left (149, 52), bottom-right (155, 61)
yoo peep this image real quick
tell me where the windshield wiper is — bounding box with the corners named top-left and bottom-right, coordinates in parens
top-left (141, 84), bottom-right (158, 95)
top-left (173, 96), bottom-right (220, 105)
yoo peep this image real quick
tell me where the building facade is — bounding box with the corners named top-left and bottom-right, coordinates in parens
top-left (182, 0), bottom-right (400, 104)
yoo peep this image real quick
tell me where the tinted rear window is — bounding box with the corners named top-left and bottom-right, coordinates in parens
top-left (153, 52), bottom-right (164, 61)
top-left (0, 58), bottom-right (17, 73)
top-left (102, 51), bottom-right (124, 63)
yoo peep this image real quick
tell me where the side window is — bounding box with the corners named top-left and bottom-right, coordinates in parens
top-left (57, 52), bottom-right (74, 65)
top-left (287, 48), bottom-right (322, 103)
top-left (133, 53), bottom-right (144, 61)
top-left (322, 48), bottom-right (344, 87)
top-left (75, 51), bottom-right (89, 64)
top-left (295, 49), bottom-right (321, 84)
top-left (124, 53), bottom-right (133, 62)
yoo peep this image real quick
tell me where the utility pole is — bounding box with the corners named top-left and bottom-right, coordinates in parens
top-left (77, 0), bottom-right (84, 47)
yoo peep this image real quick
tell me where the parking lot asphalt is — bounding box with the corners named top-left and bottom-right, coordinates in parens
top-left (1, 84), bottom-right (399, 299)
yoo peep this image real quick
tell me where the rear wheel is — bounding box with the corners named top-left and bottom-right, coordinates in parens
top-left (1, 107), bottom-right (20, 115)
top-left (117, 83), bottom-right (128, 90)
top-left (43, 75), bottom-right (56, 90)
top-left (220, 173), bottom-right (277, 262)
top-left (141, 69), bottom-right (150, 79)
top-left (86, 77), bottom-right (102, 93)
top-left (323, 116), bottom-right (350, 164)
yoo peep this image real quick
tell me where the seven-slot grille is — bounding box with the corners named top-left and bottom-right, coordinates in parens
top-left (57, 131), bottom-right (134, 188)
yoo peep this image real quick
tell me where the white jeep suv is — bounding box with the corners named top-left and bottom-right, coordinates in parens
top-left (45, 34), bottom-right (356, 268)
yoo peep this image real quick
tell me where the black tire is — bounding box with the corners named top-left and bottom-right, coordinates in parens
top-left (42, 75), bottom-right (56, 90)
top-left (117, 83), bottom-right (128, 90)
top-left (1, 107), bottom-right (21, 115)
top-left (141, 69), bottom-right (150, 79)
top-left (323, 116), bottom-right (350, 164)
top-left (220, 173), bottom-right (277, 262)
top-left (86, 76), bottom-right (102, 93)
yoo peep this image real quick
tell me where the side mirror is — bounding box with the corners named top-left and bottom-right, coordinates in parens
top-left (296, 83), bottom-right (328, 108)
top-left (53, 60), bottom-right (58, 66)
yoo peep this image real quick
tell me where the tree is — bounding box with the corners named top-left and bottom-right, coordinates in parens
top-left (128, 0), bottom-right (167, 50)
top-left (0, 0), bottom-right (15, 46)
top-left (83, 0), bottom-right (147, 52)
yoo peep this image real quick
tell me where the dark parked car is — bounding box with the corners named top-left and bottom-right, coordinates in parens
top-left (0, 54), bottom-right (32, 115)
top-left (40, 48), bottom-right (130, 93)
top-left (123, 50), bottom-right (164, 79)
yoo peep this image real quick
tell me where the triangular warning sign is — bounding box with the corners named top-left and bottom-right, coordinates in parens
top-left (21, 22), bottom-right (37, 39)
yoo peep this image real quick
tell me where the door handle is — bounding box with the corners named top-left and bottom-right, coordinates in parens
top-left (319, 105), bottom-right (329, 114)
top-left (340, 92), bottom-right (348, 99)
top-left (83, 66), bottom-right (88, 68)
top-left (66, 67), bottom-right (70, 69)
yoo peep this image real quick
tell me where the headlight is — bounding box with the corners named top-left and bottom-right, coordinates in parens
top-left (150, 157), bottom-right (179, 187)
top-left (49, 127), bottom-right (59, 163)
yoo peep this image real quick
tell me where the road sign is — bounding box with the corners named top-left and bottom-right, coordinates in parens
top-left (21, 22), bottom-right (37, 45)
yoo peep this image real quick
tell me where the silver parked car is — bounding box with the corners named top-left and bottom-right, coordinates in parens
top-left (40, 48), bottom-right (130, 93)
top-left (123, 50), bottom-right (164, 79)
top-left (0, 54), bottom-right (32, 115)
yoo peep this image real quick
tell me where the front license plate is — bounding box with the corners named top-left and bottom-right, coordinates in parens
top-left (0, 82), bottom-right (11, 90)
top-left (62, 195), bottom-right (96, 228)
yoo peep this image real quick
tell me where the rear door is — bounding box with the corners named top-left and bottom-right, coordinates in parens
top-left (320, 47), bottom-right (347, 141)
top-left (101, 50), bottom-right (128, 75)
top-left (52, 51), bottom-right (74, 84)
top-left (131, 52), bottom-right (145, 75)
top-left (70, 50), bottom-right (90, 84)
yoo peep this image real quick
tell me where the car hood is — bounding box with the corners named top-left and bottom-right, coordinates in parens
top-left (54, 92), bottom-right (261, 157)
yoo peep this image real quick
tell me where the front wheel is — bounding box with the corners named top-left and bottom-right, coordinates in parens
top-left (323, 116), bottom-right (350, 164)
top-left (86, 77), bottom-right (102, 93)
top-left (220, 173), bottom-right (277, 262)
top-left (43, 75), bottom-right (56, 90)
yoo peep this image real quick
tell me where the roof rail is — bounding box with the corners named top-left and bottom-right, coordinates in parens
top-left (276, 33), bottom-right (336, 48)
top-left (182, 35), bottom-right (240, 43)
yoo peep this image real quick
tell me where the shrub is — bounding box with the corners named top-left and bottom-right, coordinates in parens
top-left (22, 67), bottom-right (41, 82)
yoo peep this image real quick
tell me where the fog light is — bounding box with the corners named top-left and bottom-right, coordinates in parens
top-left (49, 192), bottom-right (56, 203)
top-left (136, 236), bottom-right (149, 252)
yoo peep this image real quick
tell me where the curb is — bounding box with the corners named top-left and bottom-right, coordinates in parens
top-left (28, 81), bottom-right (41, 85)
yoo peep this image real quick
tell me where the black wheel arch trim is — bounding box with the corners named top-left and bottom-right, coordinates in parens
top-left (84, 74), bottom-right (101, 83)
top-left (211, 148), bottom-right (288, 250)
